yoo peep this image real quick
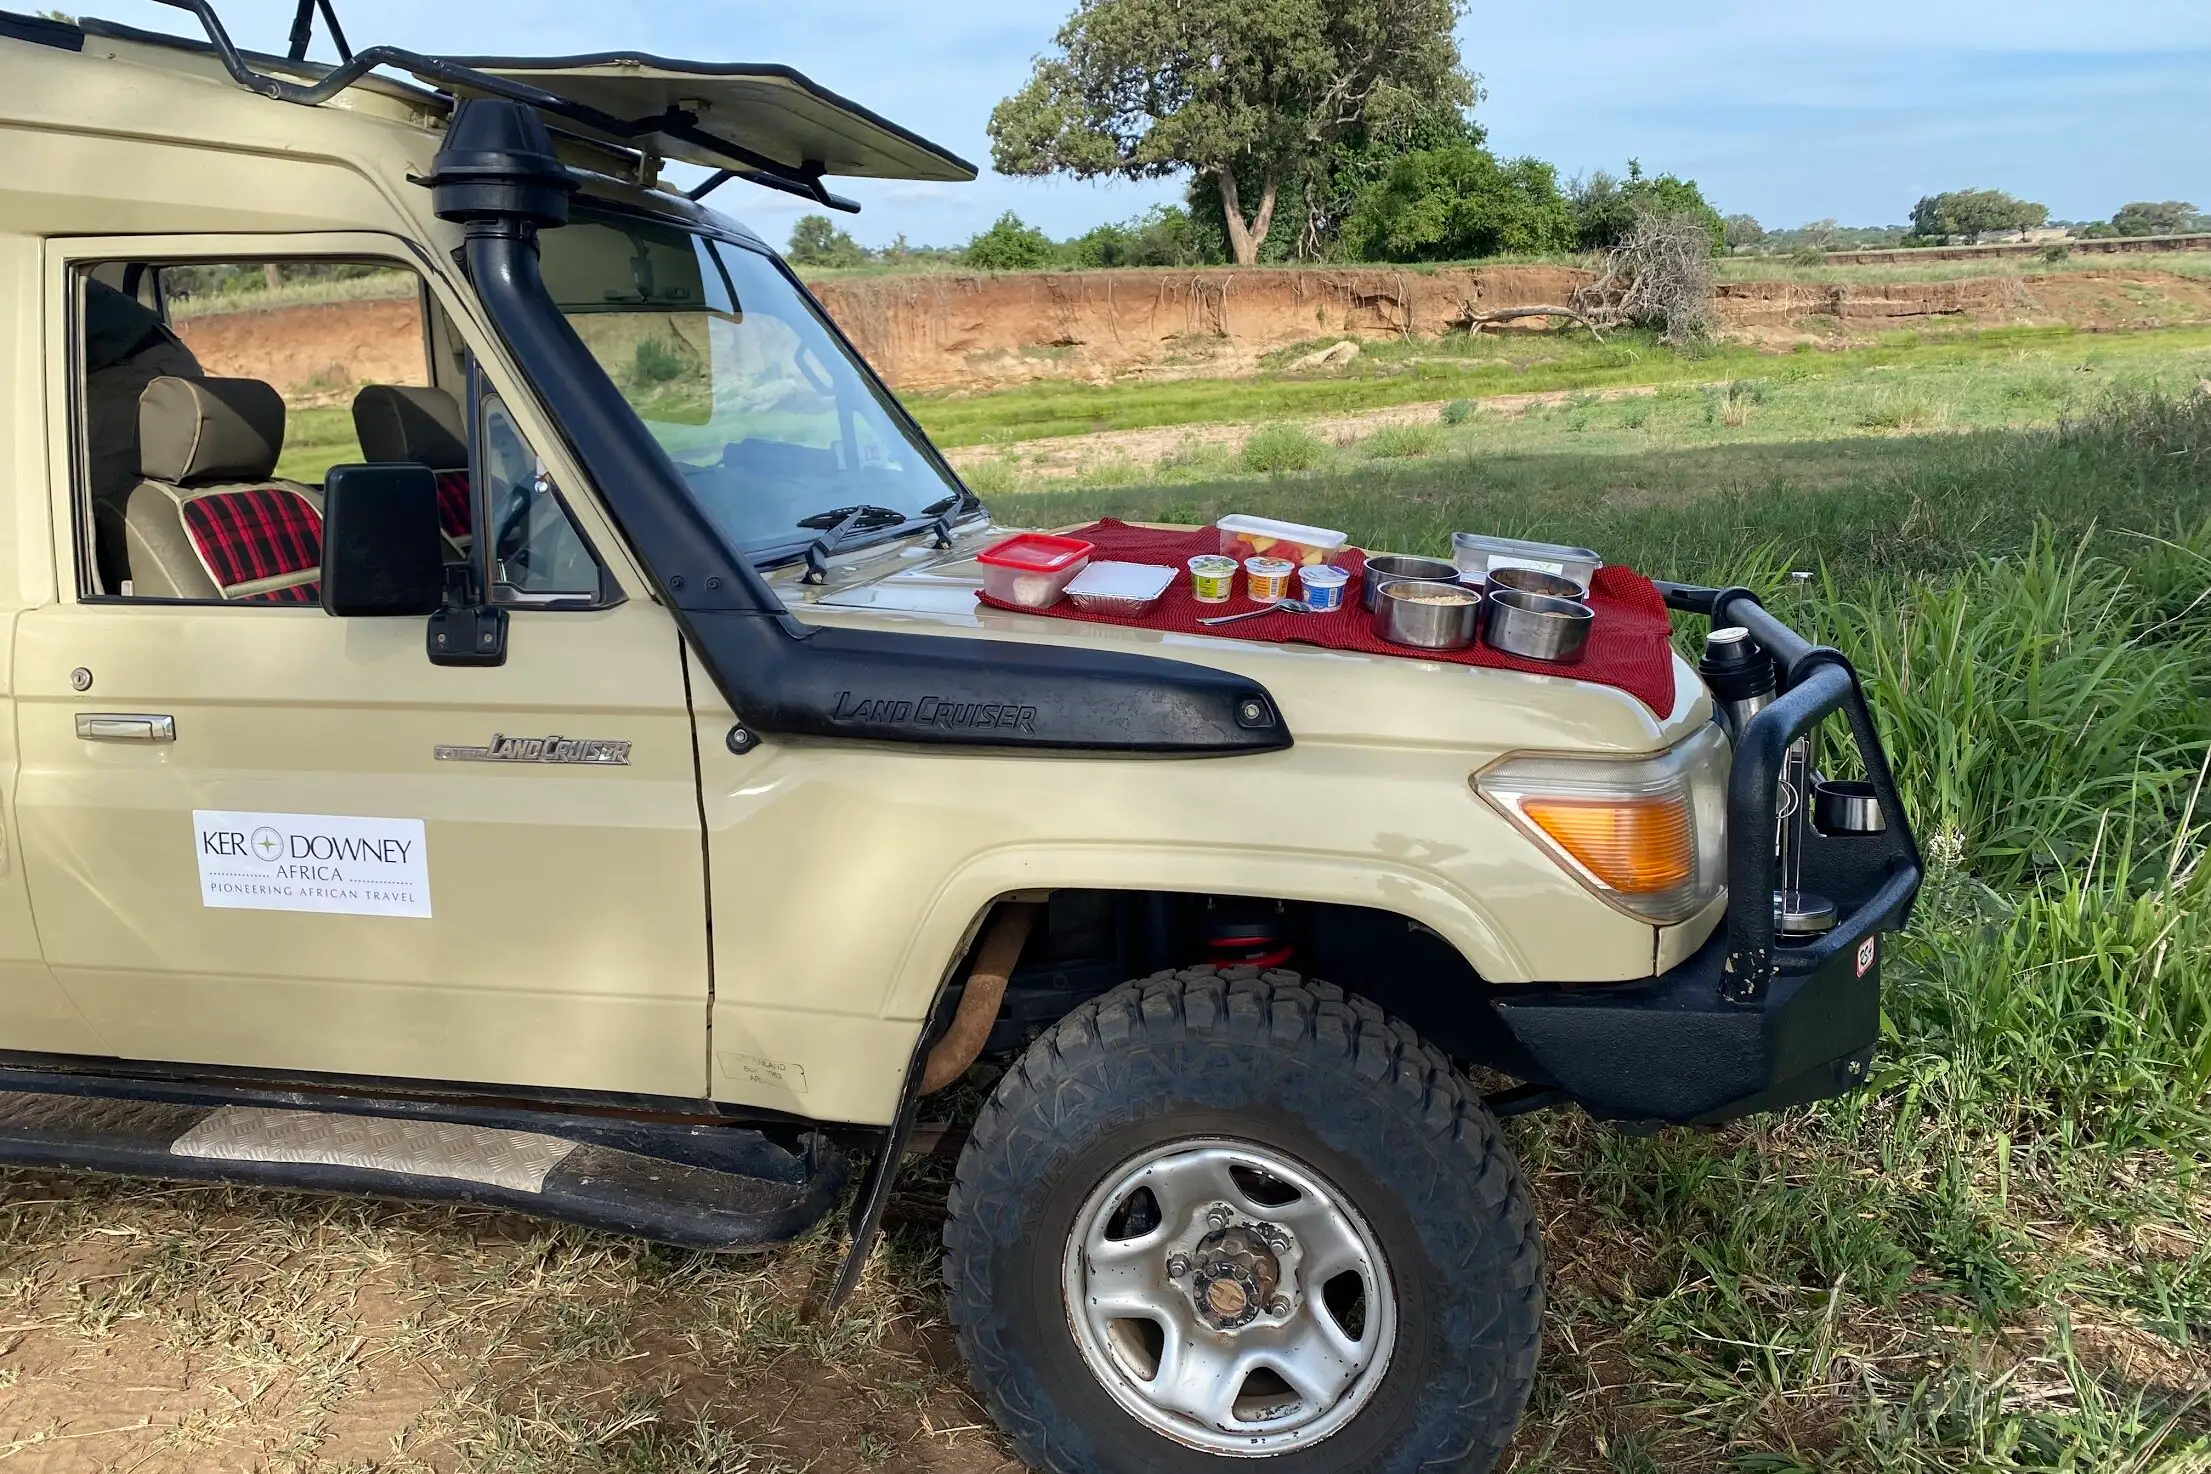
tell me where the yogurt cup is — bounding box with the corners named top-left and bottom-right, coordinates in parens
top-left (1297, 563), bottom-right (1349, 612)
top-left (1187, 554), bottom-right (1238, 604)
top-left (1244, 556), bottom-right (1296, 604)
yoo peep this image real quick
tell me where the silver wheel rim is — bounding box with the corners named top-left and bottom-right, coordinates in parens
top-left (1059, 1137), bottom-right (1397, 1456)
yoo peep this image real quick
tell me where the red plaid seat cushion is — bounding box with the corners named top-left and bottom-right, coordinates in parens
top-left (179, 487), bottom-right (323, 603)
top-left (435, 470), bottom-right (473, 544)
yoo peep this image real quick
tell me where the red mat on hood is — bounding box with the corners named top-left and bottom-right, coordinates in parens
top-left (976, 520), bottom-right (1680, 715)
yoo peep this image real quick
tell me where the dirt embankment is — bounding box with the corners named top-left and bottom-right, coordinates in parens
top-left (173, 297), bottom-right (427, 406)
top-left (816, 266), bottom-right (2211, 390)
top-left (165, 265), bottom-right (2211, 404)
top-left (811, 266), bottom-right (1589, 391)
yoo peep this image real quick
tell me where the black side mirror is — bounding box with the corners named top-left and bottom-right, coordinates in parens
top-left (319, 463), bottom-right (444, 617)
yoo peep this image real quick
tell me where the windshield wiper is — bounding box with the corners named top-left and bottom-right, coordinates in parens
top-left (794, 496), bottom-right (969, 584)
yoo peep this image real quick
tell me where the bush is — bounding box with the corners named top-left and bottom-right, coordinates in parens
top-left (1570, 160), bottom-right (1725, 252)
top-left (632, 338), bottom-right (685, 385)
top-left (1440, 398), bottom-right (1474, 426)
top-left (1339, 144), bottom-right (1576, 262)
top-left (1361, 424), bottom-right (1443, 459)
top-left (786, 214), bottom-right (866, 269)
top-left (963, 212), bottom-right (1058, 271)
top-left (1240, 423), bottom-right (1328, 473)
top-left (1067, 206), bottom-right (1208, 268)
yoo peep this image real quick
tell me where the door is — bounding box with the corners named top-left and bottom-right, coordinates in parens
top-left (10, 235), bottom-right (711, 1097)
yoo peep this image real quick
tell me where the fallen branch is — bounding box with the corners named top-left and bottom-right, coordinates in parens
top-left (1456, 304), bottom-right (1606, 339)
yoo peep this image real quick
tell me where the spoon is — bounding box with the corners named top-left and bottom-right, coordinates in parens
top-left (1198, 601), bottom-right (1316, 627)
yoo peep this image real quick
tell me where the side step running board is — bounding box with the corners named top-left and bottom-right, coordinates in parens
top-left (0, 1089), bottom-right (843, 1250)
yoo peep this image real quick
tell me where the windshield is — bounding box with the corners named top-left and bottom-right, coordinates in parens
top-left (539, 209), bottom-right (968, 558)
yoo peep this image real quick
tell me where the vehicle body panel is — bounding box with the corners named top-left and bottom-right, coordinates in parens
top-left (0, 26), bottom-right (1731, 1126)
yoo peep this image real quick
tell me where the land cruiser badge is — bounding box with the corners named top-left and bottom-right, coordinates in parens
top-left (434, 733), bottom-right (631, 766)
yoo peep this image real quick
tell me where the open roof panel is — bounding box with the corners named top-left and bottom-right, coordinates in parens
top-left (437, 55), bottom-right (976, 184)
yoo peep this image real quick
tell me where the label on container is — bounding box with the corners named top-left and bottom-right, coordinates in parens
top-left (1488, 555), bottom-right (1569, 577)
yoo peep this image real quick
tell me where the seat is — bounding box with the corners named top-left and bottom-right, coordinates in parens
top-left (353, 384), bottom-right (473, 549)
top-left (120, 376), bottom-right (325, 603)
top-left (84, 279), bottom-right (204, 593)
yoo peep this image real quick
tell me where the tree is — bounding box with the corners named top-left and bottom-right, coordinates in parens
top-left (786, 214), bottom-right (866, 268)
top-left (1909, 189), bottom-right (2048, 244)
top-left (1722, 213), bottom-right (1765, 254)
top-left (1339, 143), bottom-right (1574, 262)
top-left (988, 0), bottom-right (1477, 266)
top-left (1570, 160), bottom-right (1725, 252)
top-left (1068, 205), bottom-right (1212, 267)
top-left (963, 212), bottom-right (1059, 271)
top-left (2110, 200), bottom-right (2203, 237)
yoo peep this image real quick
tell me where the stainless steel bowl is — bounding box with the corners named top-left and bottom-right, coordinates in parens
top-left (1481, 587), bottom-right (1593, 662)
top-left (1361, 554), bottom-right (1464, 612)
top-left (1813, 779), bottom-right (1888, 835)
top-left (1486, 565), bottom-right (1590, 602)
top-left (1371, 579), bottom-right (1482, 650)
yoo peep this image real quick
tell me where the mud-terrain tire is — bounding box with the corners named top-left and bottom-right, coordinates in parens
top-left (943, 966), bottom-right (1543, 1473)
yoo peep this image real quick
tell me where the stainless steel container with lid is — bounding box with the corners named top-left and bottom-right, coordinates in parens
top-left (1450, 532), bottom-right (1602, 586)
top-left (1371, 579), bottom-right (1481, 650)
top-left (1698, 626), bottom-right (1777, 740)
top-left (1360, 554), bottom-right (1464, 612)
top-left (1480, 587), bottom-right (1593, 663)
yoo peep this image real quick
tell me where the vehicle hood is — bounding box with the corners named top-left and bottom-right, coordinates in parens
top-left (767, 525), bottom-right (1712, 756)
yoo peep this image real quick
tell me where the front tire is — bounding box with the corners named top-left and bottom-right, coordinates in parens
top-left (944, 967), bottom-right (1542, 1473)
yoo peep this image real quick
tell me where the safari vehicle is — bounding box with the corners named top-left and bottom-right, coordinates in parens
top-left (0, 5), bottom-right (1923, 1470)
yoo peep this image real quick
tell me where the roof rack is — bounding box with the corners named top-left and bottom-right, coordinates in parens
top-left (142, 0), bottom-right (977, 213)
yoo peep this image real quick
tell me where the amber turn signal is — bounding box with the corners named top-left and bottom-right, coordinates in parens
top-left (1517, 797), bottom-right (1694, 894)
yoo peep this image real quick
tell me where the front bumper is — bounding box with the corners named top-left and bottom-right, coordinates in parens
top-left (1492, 582), bottom-right (1924, 1126)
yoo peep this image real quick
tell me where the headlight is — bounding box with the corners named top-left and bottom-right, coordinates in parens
top-left (1476, 724), bottom-right (1731, 925)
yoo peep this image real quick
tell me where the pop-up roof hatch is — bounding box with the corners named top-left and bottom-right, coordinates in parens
top-left (120, 0), bottom-right (975, 212)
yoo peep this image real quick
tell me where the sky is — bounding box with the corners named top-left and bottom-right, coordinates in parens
top-left (80, 0), bottom-right (2211, 250)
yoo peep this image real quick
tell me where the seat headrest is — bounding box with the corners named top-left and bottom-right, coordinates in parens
top-left (353, 385), bottom-right (468, 470)
top-left (138, 376), bottom-right (285, 485)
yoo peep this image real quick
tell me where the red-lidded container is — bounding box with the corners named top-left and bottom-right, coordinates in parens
top-left (976, 532), bottom-right (1095, 608)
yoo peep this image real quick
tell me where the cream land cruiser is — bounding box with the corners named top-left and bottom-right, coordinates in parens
top-left (0, 7), bottom-right (1924, 1470)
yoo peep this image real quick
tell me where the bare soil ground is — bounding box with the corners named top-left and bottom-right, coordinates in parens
top-left (941, 385), bottom-right (1659, 481)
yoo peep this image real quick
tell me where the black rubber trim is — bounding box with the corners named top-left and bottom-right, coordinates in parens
top-left (0, 9), bottom-right (84, 49)
top-left (440, 102), bottom-right (1290, 755)
top-left (0, 1088), bottom-right (842, 1250)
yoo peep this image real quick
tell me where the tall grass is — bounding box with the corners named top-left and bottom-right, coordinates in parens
top-left (1007, 389), bottom-right (2211, 1465)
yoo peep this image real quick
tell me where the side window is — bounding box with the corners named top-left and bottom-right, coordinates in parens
top-left (478, 391), bottom-right (604, 605)
top-left (72, 255), bottom-right (611, 609)
top-left (74, 256), bottom-right (431, 603)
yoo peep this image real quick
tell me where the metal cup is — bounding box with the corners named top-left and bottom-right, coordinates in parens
top-left (1371, 579), bottom-right (1481, 650)
top-left (1486, 566), bottom-right (1590, 602)
top-left (1360, 554), bottom-right (1464, 612)
top-left (1480, 588), bottom-right (1593, 662)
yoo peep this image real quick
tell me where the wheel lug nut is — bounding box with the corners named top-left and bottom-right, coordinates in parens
top-left (1166, 1255), bottom-right (1190, 1277)
top-left (1266, 1297), bottom-right (1290, 1317)
top-left (1207, 1208), bottom-right (1229, 1229)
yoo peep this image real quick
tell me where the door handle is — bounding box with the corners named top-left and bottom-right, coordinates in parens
top-left (75, 713), bottom-right (175, 743)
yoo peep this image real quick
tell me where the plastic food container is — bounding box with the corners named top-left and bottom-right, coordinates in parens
top-left (1244, 556), bottom-right (1296, 603)
top-left (976, 532), bottom-right (1094, 608)
top-left (1219, 514), bottom-right (1349, 568)
top-left (1297, 564), bottom-right (1349, 612)
top-left (1450, 531), bottom-right (1602, 588)
top-left (1187, 554), bottom-right (1238, 604)
top-left (1065, 560), bottom-right (1176, 616)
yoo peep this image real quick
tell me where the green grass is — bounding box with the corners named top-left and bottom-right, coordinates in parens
top-left (992, 389), bottom-right (2211, 1469)
top-left (915, 323), bottom-right (2211, 449)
